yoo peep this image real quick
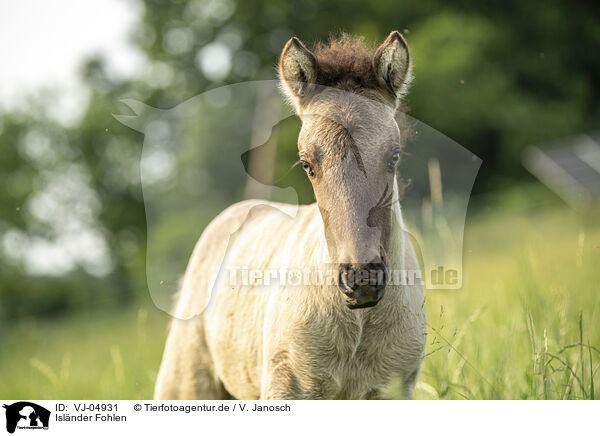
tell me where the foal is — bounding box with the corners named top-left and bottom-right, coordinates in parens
top-left (154, 31), bottom-right (426, 400)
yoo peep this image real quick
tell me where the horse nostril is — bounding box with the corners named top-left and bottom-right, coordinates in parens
top-left (365, 261), bottom-right (388, 291)
top-left (338, 264), bottom-right (358, 292)
top-left (337, 260), bottom-right (389, 295)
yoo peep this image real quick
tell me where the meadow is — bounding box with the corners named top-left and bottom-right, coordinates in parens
top-left (1, 185), bottom-right (599, 400)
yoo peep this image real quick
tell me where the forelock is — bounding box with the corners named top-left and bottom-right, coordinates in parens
top-left (312, 34), bottom-right (380, 93)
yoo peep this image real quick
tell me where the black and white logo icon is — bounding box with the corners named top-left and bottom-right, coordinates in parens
top-left (3, 402), bottom-right (50, 434)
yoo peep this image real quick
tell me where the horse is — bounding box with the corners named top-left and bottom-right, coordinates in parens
top-left (154, 31), bottom-right (427, 400)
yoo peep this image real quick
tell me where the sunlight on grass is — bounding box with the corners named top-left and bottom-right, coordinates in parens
top-left (0, 306), bottom-right (169, 399)
top-left (417, 194), bottom-right (600, 399)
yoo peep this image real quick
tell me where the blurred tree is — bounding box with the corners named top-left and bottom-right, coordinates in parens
top-left (133, 0), bottom-right (600, 190)
top-left (0, 59), bottom-right (148, 321)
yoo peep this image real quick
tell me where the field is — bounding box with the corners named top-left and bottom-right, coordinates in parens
top-left (1, 186), bottom-right (599, 400)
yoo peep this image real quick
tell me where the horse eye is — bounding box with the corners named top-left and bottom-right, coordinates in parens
top-left (300, 160), bottom-right (314, 177)
top-left (389, 150), bottom-right (401, 169)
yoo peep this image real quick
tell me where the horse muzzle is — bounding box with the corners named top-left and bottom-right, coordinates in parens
top-left (337, 260), bottom-right (389, 309)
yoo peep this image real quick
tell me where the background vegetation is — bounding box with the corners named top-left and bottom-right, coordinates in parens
top-left (1, 0), bottom-right (599, 399)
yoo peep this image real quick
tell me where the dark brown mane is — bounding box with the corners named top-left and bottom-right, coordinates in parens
top-left (312, 34), bottom-right (381, 93)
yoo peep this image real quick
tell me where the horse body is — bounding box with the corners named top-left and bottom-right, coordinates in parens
top-left (155, 31), bottom-right (427, 399)
top-left (155, 191), bottom-right (425, 400)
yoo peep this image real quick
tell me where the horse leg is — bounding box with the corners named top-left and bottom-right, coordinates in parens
top-left (260, 364), bottom-right (306, 400)
top-left (260, 358), bottom-right (341, 400)
top-left (154, 317), bottom-right (231, 399)
top-left (400, 366), bottom-right (421, 400)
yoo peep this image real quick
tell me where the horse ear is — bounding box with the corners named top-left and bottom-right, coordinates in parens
top-left (278, 37), bottom-right (317, 111)
top-left (373, 31), bottom-right (412, 106)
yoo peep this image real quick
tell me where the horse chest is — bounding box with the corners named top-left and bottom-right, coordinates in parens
top-left (321, 315), bottom-right (402, 398)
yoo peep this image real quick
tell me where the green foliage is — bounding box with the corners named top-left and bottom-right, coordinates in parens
top-left (0, 70), bottom-right (148, 322)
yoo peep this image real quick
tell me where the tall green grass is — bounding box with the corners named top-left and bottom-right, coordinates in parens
top-left (415, 191), bottom-right (600, 399)
top-left (1, 187), bottom-right (598, 399)
top-left (0, 307), bottom-right (169, 399)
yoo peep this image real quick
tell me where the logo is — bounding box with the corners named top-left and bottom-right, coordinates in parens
top-left (3, 402), bottom-right (50, 434)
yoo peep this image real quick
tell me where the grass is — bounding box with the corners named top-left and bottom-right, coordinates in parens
top-left (0, 306), bottom-right (169, 399)
top-left (1, 185), bottom-right (599, 399)
top-left (414, 186), bottom-right (600, 399)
